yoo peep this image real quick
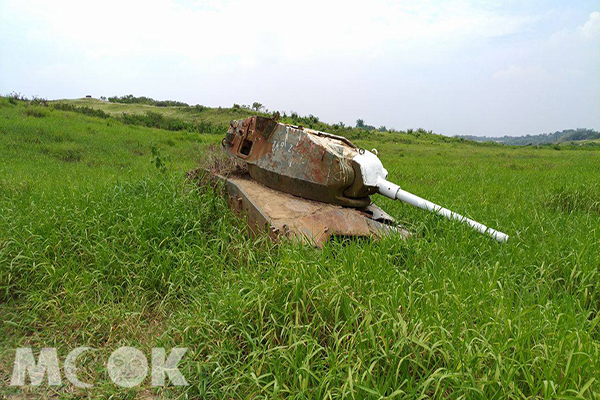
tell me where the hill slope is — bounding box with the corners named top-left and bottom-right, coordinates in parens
top-left (59, 97), bottom-right (466, 145)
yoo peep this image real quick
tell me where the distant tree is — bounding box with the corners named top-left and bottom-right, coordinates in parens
top-left (252, 102), bottom-right (263, 112)
top-left (355, 119), bottom-right (376, 131)
top-left (378, 126), bottom-right (387, 132)
top-left (456, 128), bottom-right (599, 146)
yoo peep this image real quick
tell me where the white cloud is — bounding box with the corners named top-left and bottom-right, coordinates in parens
top-left (1, 0), bottom-right (537, 67)
top-left (0, 1), bottom-right (598, 136)
top-left (580, 11), bottom-right (600, 38)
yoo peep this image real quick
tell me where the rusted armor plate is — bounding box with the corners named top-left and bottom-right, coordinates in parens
top-left (219, 173), bottom-right (410, 247)
top-left (223, 116), bottom-right (377, 208)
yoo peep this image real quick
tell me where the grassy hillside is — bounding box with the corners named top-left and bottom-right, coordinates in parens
top-left (57, 97), bottom-right (467, 145)
top-left (63, 97), bottom-right (264, 127)
top-left (1, 97), bottom-right (599, 398)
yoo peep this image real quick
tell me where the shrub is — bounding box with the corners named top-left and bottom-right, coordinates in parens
top-left (108, 94), bottom-right (189, 107)
top-left (24, 108), bottom-right (47, 118)
top-left (150, 143), bottom-right (168, 173)
top-left (29, 96), bottom-right (48, 107)
top-left (53, 103), bottom-right (110, 119)
top-left (118, 111), bottom-right (225, 134)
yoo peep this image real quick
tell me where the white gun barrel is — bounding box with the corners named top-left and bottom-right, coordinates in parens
top-left (376, 177), bottom-right (509, 242)
top-left (353, 150), bottom-right (509, 242)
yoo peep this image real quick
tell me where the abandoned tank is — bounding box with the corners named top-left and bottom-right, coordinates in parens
top-left (218, 115), bottom-right (508, 244)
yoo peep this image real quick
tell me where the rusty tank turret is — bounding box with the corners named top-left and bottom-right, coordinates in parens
top-left (223, 115), bottom-right (375, 208)
top-left (221, 115), bottom-right (508, 244)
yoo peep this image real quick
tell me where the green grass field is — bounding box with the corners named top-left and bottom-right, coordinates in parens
top-left (1, 98), bottom-right (599, 398)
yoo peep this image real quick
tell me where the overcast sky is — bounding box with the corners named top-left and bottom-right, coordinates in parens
top-left (1, 0), bottom-right (598, 136)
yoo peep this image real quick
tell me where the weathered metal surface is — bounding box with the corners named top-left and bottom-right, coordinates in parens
top-left (224, 116), bottom-right (377, 208)
top-left (218, 173), bottom-right (409, 247)
top-left (221, 115), bottom-right (508, 242)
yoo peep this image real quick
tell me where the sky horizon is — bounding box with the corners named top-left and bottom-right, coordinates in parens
top-left (1, 0), bottom-right (598, 137)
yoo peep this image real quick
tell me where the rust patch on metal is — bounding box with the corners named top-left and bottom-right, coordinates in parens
top-left (217, 173), bottom-right (410, 247)
top-left (223, 116), bottom-right (374, 208)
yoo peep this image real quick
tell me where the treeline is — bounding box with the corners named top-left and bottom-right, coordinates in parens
top-left (107, 94), bottom-right (190, 108)
top-left (279, 112), bottom-right (437, 141)
top-left (458, 128), bottom-right (600, 146)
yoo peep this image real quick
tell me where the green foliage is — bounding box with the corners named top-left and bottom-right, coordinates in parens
top-left (356, 118), bottom-right (376, 131)
top-left (252, 101), bottom-right (263, 111)
top-left (23, 107), bottom-right (47, 118)
top-left (150, 142), bottom-right (168, 173)
top-left (4, 92), bottom-right (48, 107)
top-left (1, 97), bottom-right (598, 398)
top-left (160, 103), bottom-right (208, 114)
top-left (7, 91), bottom-right (28, 103)
top-left (119, 111), bottom-right (223, 133)
top-left (108, 94), bottom-right (189, 107)
top-left (545, 183), bottom-right (600, 214)
top-left (53, 102), bottom-right (224, 133)
top-left (29, 96), bottom-right (48, 107)
top-left (53, 102), bottom-right (110, 118)
top-left (459, 128), bottom-right (600, 146)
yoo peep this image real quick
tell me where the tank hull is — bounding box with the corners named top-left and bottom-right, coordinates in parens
top-left (217, 172), bottom-right (409, 247)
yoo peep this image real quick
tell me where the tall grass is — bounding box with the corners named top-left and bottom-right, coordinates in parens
top-left (0, 97), bottom-right (599, 398)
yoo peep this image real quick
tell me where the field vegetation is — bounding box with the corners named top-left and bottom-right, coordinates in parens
top-left (459, 128), bottom-right (600, 146)
top-left (1, 96), bottom-right (599, 398)
top-left (55, 96), bottom-right (448, 142)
